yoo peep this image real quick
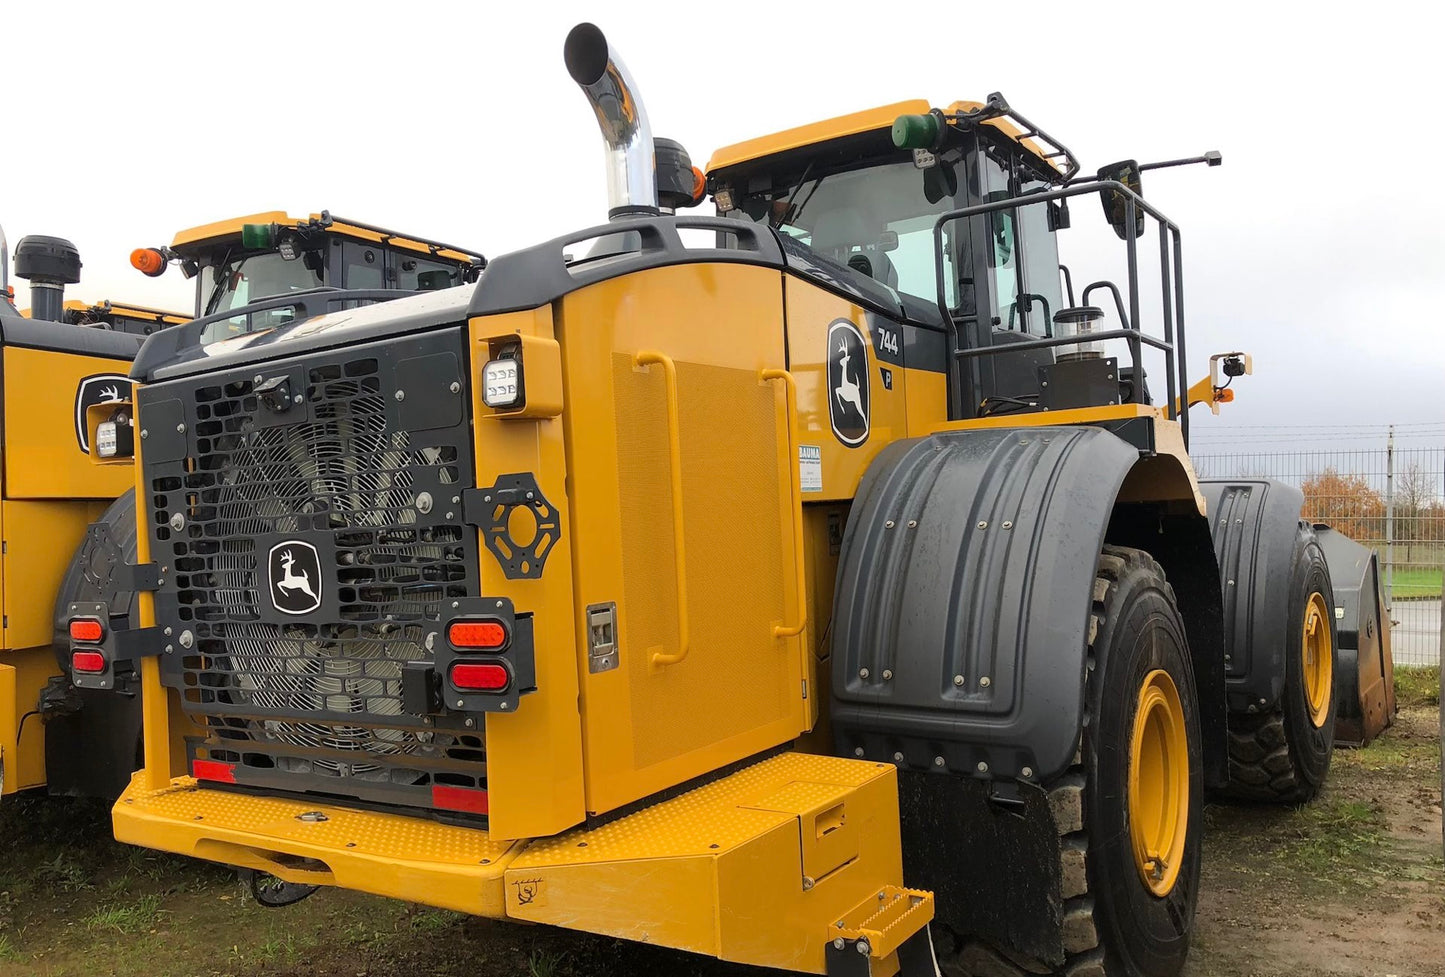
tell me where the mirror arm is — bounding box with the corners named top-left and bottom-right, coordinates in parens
top-left (1138, 151), bottom-right (1223, 172)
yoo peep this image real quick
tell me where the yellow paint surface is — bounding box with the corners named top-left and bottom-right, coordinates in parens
top-left (3, 346), bottom-right (135, 499)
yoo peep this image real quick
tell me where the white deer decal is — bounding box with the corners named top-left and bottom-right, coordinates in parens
top-left (98, 384), bottom-right (123, 403)
top-left (275, 549), bottom-right (318, 603)
top-left (834, 338), bottom-right (865, 419)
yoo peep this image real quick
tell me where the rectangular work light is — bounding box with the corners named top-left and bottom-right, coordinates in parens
top-left (481, 357), bottom-right (522, 409)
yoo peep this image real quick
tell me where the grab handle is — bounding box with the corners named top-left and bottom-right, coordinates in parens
top-left (636, 350), bottom-right (690, 667)
top-left (761, 369), bottom-right (807, 639)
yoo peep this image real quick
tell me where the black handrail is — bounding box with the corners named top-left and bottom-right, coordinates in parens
top-left (930, 180), bottom-right (1189, 446)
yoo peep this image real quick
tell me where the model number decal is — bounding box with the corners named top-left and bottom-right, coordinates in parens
top-left (875, 326), bottom-right (900, 358)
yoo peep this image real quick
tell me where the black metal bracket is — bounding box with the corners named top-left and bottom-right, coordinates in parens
top-left (463, 473), bottom-right (561, 580)
top-left (947, 92), bottom-right (1080, 183)
top-left (423, 598), bottom-right (537, 716)
top-left (65, 600), bottom-right (161, 690)
top-left (825, 930), bottom-right (938, 977)
top-left (116, 561), bottom-right (162, 592)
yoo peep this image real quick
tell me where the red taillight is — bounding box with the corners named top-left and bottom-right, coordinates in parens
top-left (450, 662), bottom-right (510, 692)
top-left (192, 759), bottom-right (237, 783)
top-left (69, 618), bottom-right (104, 643)
top-left (448, 620), bottom-right (507, 649)
top-left (71, 651), bottom-right (106, 674)
top-left (432, 784), bottom-right (489, 815)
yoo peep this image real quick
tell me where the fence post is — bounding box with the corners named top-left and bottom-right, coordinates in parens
top-left (1385, 425), bottom-right (1395, 610)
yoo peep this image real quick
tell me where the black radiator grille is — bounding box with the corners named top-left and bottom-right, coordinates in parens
top-left (142, 331), bottom-right (486, 809)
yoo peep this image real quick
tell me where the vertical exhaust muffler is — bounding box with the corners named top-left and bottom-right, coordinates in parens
top-left (13, 234), bottom-right (82, 323)
top-left (564, 23), bottom-right (659, 220)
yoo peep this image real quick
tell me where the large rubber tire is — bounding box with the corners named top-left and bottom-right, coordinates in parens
top-left (941, 545), bottom-right (1204, 977)
top-left (1225, 523), bottom-right (1337, 803)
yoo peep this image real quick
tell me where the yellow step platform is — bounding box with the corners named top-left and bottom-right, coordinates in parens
top-left (114, 752), bottom-right (933, 975)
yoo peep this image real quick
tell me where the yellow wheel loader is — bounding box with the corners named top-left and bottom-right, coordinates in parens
top-left (0, 215), bottom-right (482, 804)
top-left (0, 227), bottom-right (172, 801)
top-left (89, 24), bottom-right (1373, 977)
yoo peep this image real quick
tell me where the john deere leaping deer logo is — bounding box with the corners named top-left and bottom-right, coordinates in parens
top-left (74, 373), bottom-right (132, 454)
top-left (826, 319), bottom-right (870, 447)
top-left (268, 541), bottom-right (322, 615)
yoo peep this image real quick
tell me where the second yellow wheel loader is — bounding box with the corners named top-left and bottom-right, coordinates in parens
top-left (0, 214), bottom-right (483, 805)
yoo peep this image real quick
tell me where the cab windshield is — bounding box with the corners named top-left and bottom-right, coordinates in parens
top-left (202, 252), bottom-right (321, 316)
top-left (723, 158), bottom-right (968, 310)
top-left (721, 147), bottom-right (1062, 337)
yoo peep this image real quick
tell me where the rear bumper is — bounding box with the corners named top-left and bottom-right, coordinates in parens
top-left (113, 753), bottom-right (933, 975)
top-left (113, 775), bottom-right (522, 917)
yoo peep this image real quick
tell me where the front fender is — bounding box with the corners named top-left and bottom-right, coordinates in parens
top-left (830, 426), bottom-right (1138, 783)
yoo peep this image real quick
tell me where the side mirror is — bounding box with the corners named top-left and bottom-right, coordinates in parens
top-left (1097, 159), bottom-right (1144, 240)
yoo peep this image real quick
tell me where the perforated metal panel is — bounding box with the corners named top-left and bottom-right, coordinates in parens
top-left (139, 329), bottom-right (488, 810)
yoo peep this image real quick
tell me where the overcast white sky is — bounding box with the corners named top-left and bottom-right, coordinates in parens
top-left (4, 1), bottom-right (1442, 456)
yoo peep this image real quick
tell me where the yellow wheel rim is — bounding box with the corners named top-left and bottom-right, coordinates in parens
top-left (1301, 591), bottom-right (1334, 728)
top-left (1128, 668), bottom-right (1189, 898)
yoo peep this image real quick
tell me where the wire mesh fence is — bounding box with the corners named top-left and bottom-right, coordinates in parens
top-left (1193, 438), bottom-right (1445, 668)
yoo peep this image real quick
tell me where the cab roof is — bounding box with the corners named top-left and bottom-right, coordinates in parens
top-left (170, 212), bottom-right (478, 264)
top-left (706, 99), bottom-right (1060, 175)
top-left (64, 299), bottom-right (189, 325)
top-left (19, 299), bottom-right (189, 325)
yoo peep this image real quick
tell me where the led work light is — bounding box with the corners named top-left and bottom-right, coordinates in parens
top-left (482, 357), bottom-right (522, 409)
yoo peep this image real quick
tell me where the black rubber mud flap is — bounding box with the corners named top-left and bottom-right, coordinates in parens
top-left (45, 489), bottom-right (145, 800)
top-left (899, 772), bottom-right (1066, 966)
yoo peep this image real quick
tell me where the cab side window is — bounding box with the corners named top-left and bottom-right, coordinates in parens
top-left (340, 241), bottom-right (385, 289)
top-left (395, 253), bottom-right (460, 291)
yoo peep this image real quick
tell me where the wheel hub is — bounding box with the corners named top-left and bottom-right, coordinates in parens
top-left (1128, 668), bottom-right (1189, 897)
top-left (1301, 591), bottom-right (1334, 728)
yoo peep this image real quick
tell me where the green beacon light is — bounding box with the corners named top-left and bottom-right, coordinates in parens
top-left (241, 223), bottom-right (276, 249)
top-left (892, 112), bottom-right (941, 150)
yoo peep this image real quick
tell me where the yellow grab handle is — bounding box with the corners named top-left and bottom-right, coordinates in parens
top-left (761, 368), bottom-right (807, 639)
top-left (636, 350), bottom-right (690, 667)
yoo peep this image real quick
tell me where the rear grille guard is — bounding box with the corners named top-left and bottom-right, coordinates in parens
top-left (140, 328), bottom-right (489, 811)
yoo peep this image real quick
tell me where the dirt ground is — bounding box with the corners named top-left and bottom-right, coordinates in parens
top-left (2, 673), bottom-right (1440, 977)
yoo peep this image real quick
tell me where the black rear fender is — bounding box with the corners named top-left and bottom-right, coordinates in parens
top-left (831, 426), bottom-right (1139, 783)
top-left (1198, 479), bottom-right (1307, 711)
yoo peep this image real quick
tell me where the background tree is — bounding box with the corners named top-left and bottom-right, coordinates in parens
top-left (1394, 461), bottom-right (1433, 561)
top-left (1301, 468), bottom-right (1385, 543)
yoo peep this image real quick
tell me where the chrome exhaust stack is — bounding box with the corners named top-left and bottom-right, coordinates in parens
top-left (564, 23), bottom-right (658, 220)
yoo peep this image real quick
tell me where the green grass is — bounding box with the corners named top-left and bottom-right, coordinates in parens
top-left (1390, 565), bottom-right (1442, 598)
top-left (529, 949), bottom-right (567, 977)
top-left (83, 893), bottom-right (163, 934)
top-left (0, 933), bottom-right (18, 963)
top-left (1395, 665), bottom-right (1440, 709)
top-left (1272, 798), bottom-right (1389, 886)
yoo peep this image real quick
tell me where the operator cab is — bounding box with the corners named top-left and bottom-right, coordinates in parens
top-left (707, 98), bottom-right (1157, 422)
top-left (130, 211), bottom-right (486, 345)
